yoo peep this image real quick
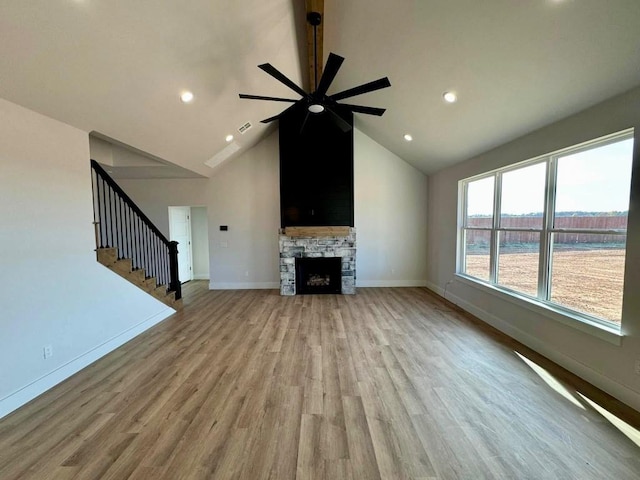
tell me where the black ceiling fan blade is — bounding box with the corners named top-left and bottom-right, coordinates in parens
top-left (260, 103), bottom-right (297, 124)
top-left (239, 94), bottom-right (298, 103)
top-left (330, 77), bottom-right (391, 102)
top-left (326, 107), bottom-right (352, 132)
top-left (340, 103), bottom-right (386, 116)
top-left (315, 53), bottom-right (344, 97)
top-left (260, 113), bottom-right (284, 124)
top-left (258, 63), bottom-right (308, 98)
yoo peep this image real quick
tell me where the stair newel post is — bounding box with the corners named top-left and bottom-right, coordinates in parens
top-left (168, 241), bottom-right (181, 300)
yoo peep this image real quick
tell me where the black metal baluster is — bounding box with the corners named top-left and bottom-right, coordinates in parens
top-left (106, 184), bottom-right (112, 250)
top-left (91, 170), bottom-right (98, 246)
top-left (122, 204), bottom-right (128, 263)
top-left (147, 225), bottom-right (152, 280)
top-left (122, 199), bottom-right (128, 260)
top-left (168, 244), bottom-right (172, 288)
top-left (127, 206), bottom-right (133, 267)
top-left (107, 183), bottom-right (113, 250)
top-left (163, 242), bottom-right (167, 287)
top-left (102, 179), bottom-right (108, 248)
top-left (117, 195), bottom-right (127, 258)
top-left (136, 217), bottom-right (142, 276)
top-left (100, 178), bottom-right (109, 247)
top-left (133, 214), bottom-right (138, 271)
top-left (115, 195), bottom-right (120, 257)
top-left (152, 237), bottom-right (157, 285)
top-left (147, 230), bottom-right (152, 280)
top-left (164, 243), bottom-right (169, 286)
top-left (116, 191), bottom-right (121, 256)
top-left (95, 173), bottom-right (103, 248)
top-left (155, 235), bottom-right (160, 285)
top-left (155, 237), bottom-right (160, 286)
top-left (119, 196), bottom-right (124, 256)
top-left (112, 186), bottom-right (118, 255)
top-left (143, 224), bottom-right (148, 278)
top-left (159, 239), bottom-right (164, 287)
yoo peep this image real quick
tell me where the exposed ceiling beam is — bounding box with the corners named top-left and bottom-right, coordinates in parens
top-left (305, 0), bottom-right (324, 92)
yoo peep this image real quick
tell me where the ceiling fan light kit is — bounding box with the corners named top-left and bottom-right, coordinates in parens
top-left (238, 11), bottom-right (390, 133)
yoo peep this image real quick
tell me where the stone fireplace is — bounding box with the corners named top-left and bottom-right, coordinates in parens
top-left (279, 227), bottom-right (356, 295)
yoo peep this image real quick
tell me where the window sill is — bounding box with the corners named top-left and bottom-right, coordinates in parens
top-left (453, 273), bottom-right (623, 346)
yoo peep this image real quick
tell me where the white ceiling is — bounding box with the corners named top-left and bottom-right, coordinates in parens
top-left (1, 0), bottom-right (639, 177)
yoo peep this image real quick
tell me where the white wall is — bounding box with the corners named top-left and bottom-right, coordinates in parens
top-left (355, 129), bottom-right (428, 286)
top-left (427, 86), bottom-right (640, 411)
top-left (0, 99), bottom-right (174, 419)
top-left (206, 131), bottom-right (281, 289)
top-left (191, 207), bottom-right (210, 280)
top-left (116, 178), bottom-right (208, 238)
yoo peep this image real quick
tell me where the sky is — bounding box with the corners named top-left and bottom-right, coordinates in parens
top-left (467, 138), bottom-right (634, 216)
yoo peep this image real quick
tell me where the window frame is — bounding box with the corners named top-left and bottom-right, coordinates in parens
top-left (457, 129), bottom-right (633, 334)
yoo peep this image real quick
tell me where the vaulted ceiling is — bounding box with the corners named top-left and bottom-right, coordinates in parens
top-left (2, 0), bottom-right (639, 177)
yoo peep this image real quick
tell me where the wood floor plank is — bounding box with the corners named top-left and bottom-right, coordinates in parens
top-left (1, 281), bottom-right (639, 480)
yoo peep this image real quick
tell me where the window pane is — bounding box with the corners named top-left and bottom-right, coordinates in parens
top-left (500, 162), bottom-right (546, 229)
top-left (555, 138), bottom-right (633, 229)
top-left (464, 229), bottom-right (491, 281)
top-left (497, 231), bottom-right (540, 297)
top-left (550, 234), bottom-right (627, 323)
top-left (466, 176), bottom-right (494, 228)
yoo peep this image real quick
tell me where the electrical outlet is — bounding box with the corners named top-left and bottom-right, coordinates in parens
top-left (43, 345), bottom-right (53, 359)
top-left (635, 359), bottom-right (640, 376)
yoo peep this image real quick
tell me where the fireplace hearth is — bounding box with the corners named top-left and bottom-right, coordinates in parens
top-left (296, 257), bottom-right (342, 295)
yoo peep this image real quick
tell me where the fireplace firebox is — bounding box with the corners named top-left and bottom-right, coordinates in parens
top-left (295, 257), bottom-right (342, 295)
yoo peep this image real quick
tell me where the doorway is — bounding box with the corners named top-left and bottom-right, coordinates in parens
top-left (168, 206), bottom-right (210, 284)
top-left (169, 207), bottom-right (192, 283)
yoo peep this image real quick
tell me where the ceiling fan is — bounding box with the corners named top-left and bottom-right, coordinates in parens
top-left (238, 11), bottom-right (391, 132)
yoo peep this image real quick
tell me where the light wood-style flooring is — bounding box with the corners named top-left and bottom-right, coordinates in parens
top-left (1, 282), bottom-right (639, 479)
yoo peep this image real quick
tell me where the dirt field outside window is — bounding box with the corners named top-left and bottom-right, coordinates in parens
top-left (466, 249), bottom-right (625, 323)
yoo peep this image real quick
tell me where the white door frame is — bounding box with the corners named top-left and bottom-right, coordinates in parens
top-left (168, 206), bottom-right (193, 283)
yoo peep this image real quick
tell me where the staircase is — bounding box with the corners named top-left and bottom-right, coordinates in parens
top-left (90, 160), bottom-right (182, 309)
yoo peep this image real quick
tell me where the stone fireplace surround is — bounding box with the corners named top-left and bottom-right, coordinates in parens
top-left (279, 227), bottom-right (356, 295)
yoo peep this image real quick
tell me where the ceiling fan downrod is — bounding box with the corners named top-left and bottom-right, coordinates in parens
top-left (307, 11), bottom-right (322, 93)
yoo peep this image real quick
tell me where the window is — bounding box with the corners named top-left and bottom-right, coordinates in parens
top-left (458, 130), bottom-right (634, 328)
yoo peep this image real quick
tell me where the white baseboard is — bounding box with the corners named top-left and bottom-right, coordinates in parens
top-left (209, 281), bottom-right (279, 290)
top-left (425, 282), bottom-right (640, 413)
top-left (193, 274), bottom-right (209, 280)
top-left (357, 279), bottom-right (428, 287)
top-left (425, 281), bottom-right (445, 296)
top-left (0, 308), bottom-right (174, 420)
top-left (209, 280), bottom-right (428, 290)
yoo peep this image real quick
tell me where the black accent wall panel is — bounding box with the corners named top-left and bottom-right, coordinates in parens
top-left (279, 104), bottom-right (354, 227)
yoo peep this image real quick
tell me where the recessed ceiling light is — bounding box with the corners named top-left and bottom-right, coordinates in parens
top-left (180, 91), bottom-right (194, 103)
top-left (225, 134), bottom-right (234, 142)
top-left (443, 91), bottom-right (457, 103)
top-left (403, 134), bottom-right (413, 142)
